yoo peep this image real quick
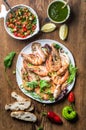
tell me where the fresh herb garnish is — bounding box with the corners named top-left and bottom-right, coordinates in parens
top-left (45, 90), bottom-right (55, 101)
top-left (49, 97), bottom-right (55, 101)
top-left (26, 81), bottom-right (38, 89)
top-left (39, 80), bottom-right (50, 92)
top-left (22, 17), bottom-right (26, 22)
top-left (42, 111), bottom-right (47, 116)
top-left (67, 64), bottom-right (77, 84)
top-left (32, 17), bottom-right (37, 24)
top-left (28, 63), bottom-right (33, 66)
top-left (4, 51), bottom-right (16, 70)
top-left (45, 90), bottom-right (51, 94)
top-left (53, 43), bottom-right (61, 49)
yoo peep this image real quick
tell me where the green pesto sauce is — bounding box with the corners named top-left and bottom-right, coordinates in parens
top-left (48, 1), bottom-right (68, 22)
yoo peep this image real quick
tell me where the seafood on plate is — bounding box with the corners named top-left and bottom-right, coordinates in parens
top-left (21, 42), bottom-right (50, 65)
top-left (20, 42), bottom-right (76, 101)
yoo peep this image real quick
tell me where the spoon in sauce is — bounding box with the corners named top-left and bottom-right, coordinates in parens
top-left (62, 0), bottom-right (69, 9)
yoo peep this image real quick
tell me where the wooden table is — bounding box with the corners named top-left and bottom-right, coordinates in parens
top-left (0, 0), bottom-right (86, 130)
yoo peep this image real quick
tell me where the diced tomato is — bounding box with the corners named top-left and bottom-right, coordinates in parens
top-left (32, 25), bottom-right (36, 30)
top-left (32, 15), bottom-right (34, 20)
top-left (24, 30), bottom-right (30, 36)
top-left (16, 21), bottom-right (21, 25)
top-left (14, 32), bottom-right (18, 37)
top-left (23, 27), bottom-right (27, 32)
top-left (21, 35), bottom-right (26, 38)
top-left (6, 22), bottom-right (10, 26)
top-left (22, 24), bottom-right (26, 28)
top-left (13, 19), bottom-right (18, 22)
top-left (23, 21), bottom-right (28, 25)
top-left (8, 24), bottom-right (15, 28)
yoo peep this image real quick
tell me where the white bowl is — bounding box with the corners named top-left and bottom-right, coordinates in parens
top-left (4, 4), bottom-right (39, 40)
top-left (47, 0), bottom-right (70, 24)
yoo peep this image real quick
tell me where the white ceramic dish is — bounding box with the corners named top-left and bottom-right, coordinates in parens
top-left (1, 4), bottom-right (39, 40)
top-left (16, 39), bottom-right (75, 104)
top-left (47, 0), bottom-right (70, 24)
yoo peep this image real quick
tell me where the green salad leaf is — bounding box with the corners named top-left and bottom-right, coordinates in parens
top-left (53, 43), bottom-right (61, 49)
top-left (26, 81), bottom-right (38, 89)
top-left (67, 64), bottom-right (77, 84)
top-left (39, 80), bottom-right (50, 92)
top-left (4, 51), bottom-right (16, 70)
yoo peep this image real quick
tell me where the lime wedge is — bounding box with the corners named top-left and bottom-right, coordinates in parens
top-left (41, 23), bottom-right (56, 32)
top-left (59, 24), bottom-right (68, 40)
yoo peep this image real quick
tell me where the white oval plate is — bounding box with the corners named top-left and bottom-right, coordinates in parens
top-left (16, 39), bottom-right (75, 104)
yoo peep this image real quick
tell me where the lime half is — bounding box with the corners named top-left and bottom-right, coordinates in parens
top-left (41, 23), bottom-right (56, 33)
top-left (59, 24), bottom-right (68, 40)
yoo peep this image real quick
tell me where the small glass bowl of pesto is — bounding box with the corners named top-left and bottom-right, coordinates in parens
top-left (47, 0), bottom-right (70, 24)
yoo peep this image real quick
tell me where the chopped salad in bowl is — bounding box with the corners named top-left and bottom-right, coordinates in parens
top-left (4, 4), bottom-right (39, 40)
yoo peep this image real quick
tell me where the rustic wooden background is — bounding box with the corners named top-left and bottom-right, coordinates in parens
top-left (0, 0), bottom-right (86, 130)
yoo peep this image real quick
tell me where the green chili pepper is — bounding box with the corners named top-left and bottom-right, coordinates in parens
top-left (4, 51), bottom-right (16, 69)
top-left (62, 106), bottom-right (77, 121)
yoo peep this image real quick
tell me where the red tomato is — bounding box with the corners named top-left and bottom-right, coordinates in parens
top-left (68, 92), bottom-right (75, 103)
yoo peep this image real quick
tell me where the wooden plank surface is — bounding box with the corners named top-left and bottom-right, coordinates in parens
top-left (0, 0), bottom-right (86, 130)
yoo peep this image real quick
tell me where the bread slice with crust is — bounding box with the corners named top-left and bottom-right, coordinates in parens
top-left (11, 92), bottom-right (27, 101)
top-left (11, 111), bottom-right (37, 122)
top-left (5, 100), bottom-right (31, 111)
